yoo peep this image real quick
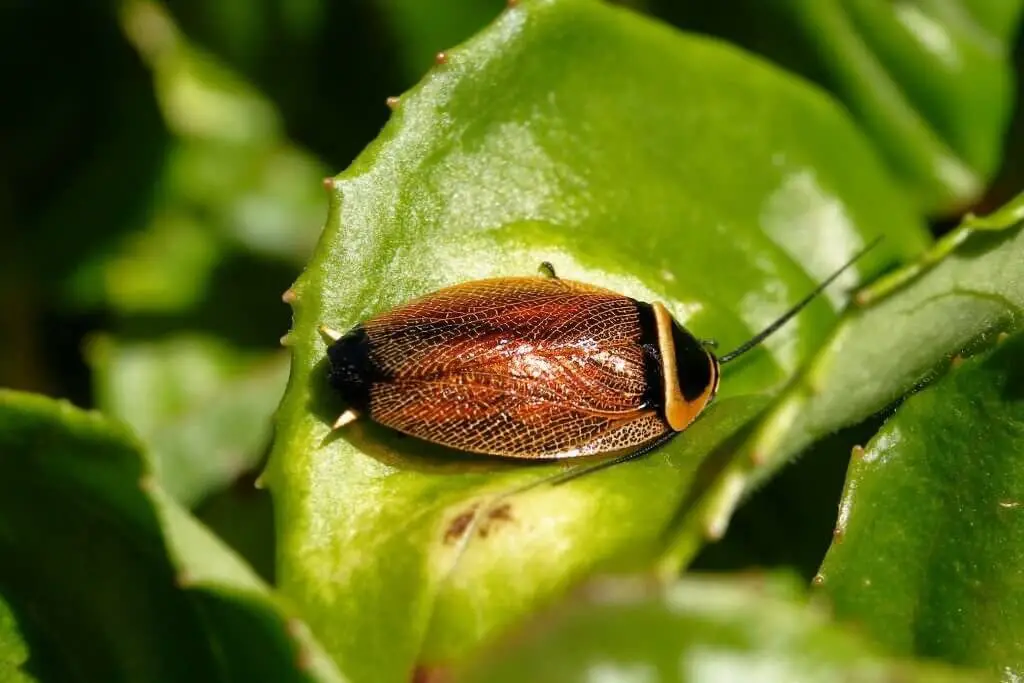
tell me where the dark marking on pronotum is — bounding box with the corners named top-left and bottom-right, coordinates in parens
top-left (671, 321), bottom-right (714, 401)
top-left (326, 325), bottom-right (384, 414)
top-left (635, 301), bottom-right (666, 412)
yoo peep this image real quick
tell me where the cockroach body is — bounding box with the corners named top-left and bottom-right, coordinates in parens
top-left (319, 240), bottom-right (879, 470)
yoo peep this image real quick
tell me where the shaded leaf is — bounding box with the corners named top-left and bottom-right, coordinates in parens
top-left (266, 0), bottom-right (930, 680)
top-left (453, 574), bottom-right (989, 683)
top-left (692, 420), bottom-right (882, 581)
top-left (656, 0), bottom-right (1024, 215)
top-left (0, 0), bottom-right (169, 308)
top-left (162, 0), bottom-right (505, 167)
top-left (96, 1), bottom-right (328, 317)
top-left (0, 390), bottom-right (345, 683)
top-left (0, 0), bottom-right (169, 398)
top-left (88, 335), bottom-right (290, 506)
top-left (196, 477), bottom-right (277, 584)
top-left (815, 330), bottom-right (1024, 675)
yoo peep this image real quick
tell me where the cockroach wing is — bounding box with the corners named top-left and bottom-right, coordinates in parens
top-left (361, 277), bottom-right (671, 458)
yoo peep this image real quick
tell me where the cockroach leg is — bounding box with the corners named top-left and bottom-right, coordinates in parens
top-left (699, 338), bottom-right (719, 350)
top-left (332, 409), bottom-right (360, 430)
top-left (318, 324), bottom-right (343, 343)
top-left (537, 261), bottom-right (559, 279)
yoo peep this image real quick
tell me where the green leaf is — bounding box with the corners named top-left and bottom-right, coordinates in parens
top-left (0, 390), bottom-right (346, 683)
top-left (656, 0), bottom-right (1024, 215)
top-left (815, 330), bottom-right (1024, 675)
top-left (266, 0), bottom-right (931, 679)
top-left (88, 335), bottom-right (290, 507)
top-left (0, 594), bottom-right (36, 683)
top-left (750, 193), bottom-right (1024, 490)
top-left (452, 574), bottom-right (989, 682)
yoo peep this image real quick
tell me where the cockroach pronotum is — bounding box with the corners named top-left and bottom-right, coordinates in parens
top-left (318, 238), bottom-right (881, 478)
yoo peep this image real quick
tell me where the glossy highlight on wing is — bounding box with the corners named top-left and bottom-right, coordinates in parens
top-left (359, 277), bottom-right (669, 458)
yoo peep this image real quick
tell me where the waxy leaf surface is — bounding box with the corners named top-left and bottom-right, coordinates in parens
top-left (267, 0), bottom-right (930, 680)
top-left (816, 330), bottom-right (1024, 676)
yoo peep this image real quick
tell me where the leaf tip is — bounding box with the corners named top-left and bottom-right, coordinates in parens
top-left (138, 474), bottom-right (157, 493)
top-left (285, 618), bottom-right (315, 672)
top-left (703, 471), bottom-right (746, 541)
top-left (853, 287), bottom-right (872, 308)
top-left (175, 570), bottom-right (195, 588)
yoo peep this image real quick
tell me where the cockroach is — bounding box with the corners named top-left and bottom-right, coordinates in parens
top-left (319, 239), bottom-right (880, 476)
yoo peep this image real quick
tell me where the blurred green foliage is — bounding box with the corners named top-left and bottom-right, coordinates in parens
top-left (1, 0), bottom-right (1023, 681)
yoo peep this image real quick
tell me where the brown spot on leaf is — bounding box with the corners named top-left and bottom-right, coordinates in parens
top-left (444, 506), bottom-right (477, 544)
top-left (413, 664), bottom-right (451, 683)
top-left (478, 503), bottom-right (514, 538)
top-left (386, 96), bottom-right (400, 110)
top-left (488, 502), bottom-right (512, 522)
top-left (281, 288), bottom-right (297, 304)
top-left (811, 573), bottom-right (825, 587)
top-left (435, 51), bottom-right (448, 65)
